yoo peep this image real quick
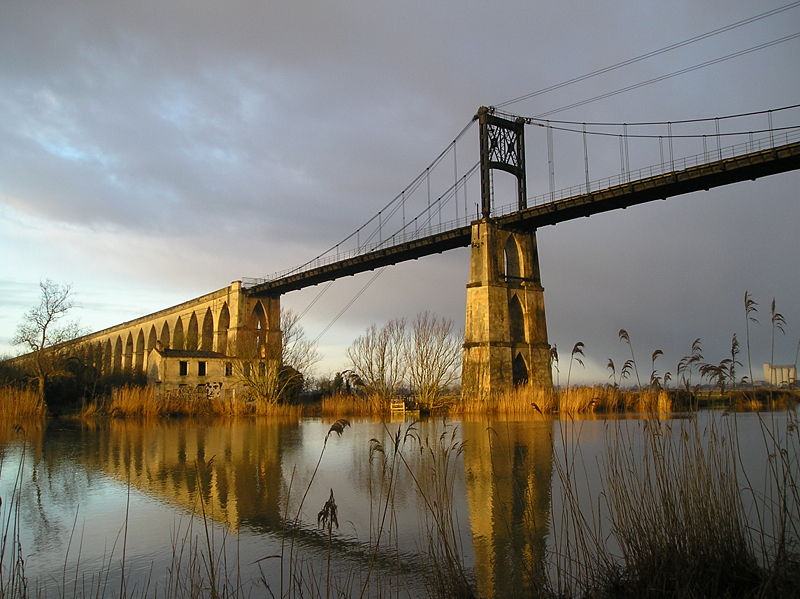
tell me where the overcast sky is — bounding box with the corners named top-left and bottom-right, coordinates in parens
top-left (1, 0), bottom-right (798, 384)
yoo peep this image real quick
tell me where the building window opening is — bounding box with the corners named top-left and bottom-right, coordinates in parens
top-left (179, 361), bottom-right (188, 376)
top-left (225, 362), bottom-right (233, 376)
top-left (198, 361), bottom-right (207, 376)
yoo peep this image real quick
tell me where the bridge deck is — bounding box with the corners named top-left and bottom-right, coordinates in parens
top-left (247, 140), bottom-right (800, 297)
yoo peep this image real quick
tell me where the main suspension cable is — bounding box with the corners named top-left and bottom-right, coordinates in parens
top-left (515, 32), bottom-right (800, 119)
top-left (279, 118), bottom-right (477, 279)
top-left (494, 1), bottom-right (800, 109)
top-left (503, 103), bottom-right (800, 128)
top-left (311, 269), bottom-right (384, 345)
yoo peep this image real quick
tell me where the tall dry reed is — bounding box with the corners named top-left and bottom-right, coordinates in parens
top-left (457, 384), bottom-right (676, 417)
top-left (363, 422), bottom-right (475, 598)
top-left (102, 385), bottom-right (303, 418)
top-left (603, 419), bottom-right (758, 596)
top-left (558, 387), bottom-right (674, 415)
top-left (550, 414), bottom-right (800, 597)
top-left (456, 383), bottom-right (556, 415)
top-left (0, 386), bottom-right (46, 418)
top-left (108, 385), bottom-right (216, 417)
top-left (320, 392), bottom-right (389, 417)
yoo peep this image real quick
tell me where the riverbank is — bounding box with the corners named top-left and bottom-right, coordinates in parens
top-left (2, 383), bottom-right (798, 420)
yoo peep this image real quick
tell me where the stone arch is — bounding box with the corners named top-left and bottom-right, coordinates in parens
top-left (92, 344), bottom-right (102, 369)
top-left (68, 345), bottom-right (82, 369)
top-left (94, 341), bottom-right (104, 371)
top-left (123, 332), bottom-right (134, 371)
top-left (112, 336), bottom-right (123, 373)
top-left (147, 325), bottom-right (158, 351)
top-left (512, 352), bottom-right (529, 386)
top-left (134, 329), bottom-right (145, 373)
top-left (103, 339), bottom-right (112, 374)
top-left (173, 317), bottom-right (185, 351)
top-left (216, 303), bottom-right (230, 354)
top-left (200, 308), bottom-right (214, 351)
top-left (509, 294), bottom-right (526, 344)
top-left (249, 301), bottom-right (267, 358)
top-left (84, 343), bottom-right (94, 370)
top-left (160, 321), bottom-right (171, 349)
top-left (504, 234), bottom-right (522, 280)
top-left (186, 312), bottom-right (199, 351)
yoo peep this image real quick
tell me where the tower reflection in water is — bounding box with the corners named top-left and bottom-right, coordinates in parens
top-left (463, 418), bottom-right (553, 598)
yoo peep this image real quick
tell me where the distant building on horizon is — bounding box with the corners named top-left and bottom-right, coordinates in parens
top-left (762, 363), bottom-right (797, 386)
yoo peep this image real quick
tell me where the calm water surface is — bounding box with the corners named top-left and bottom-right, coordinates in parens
top-left (1, 409), bottom-right (795, 597)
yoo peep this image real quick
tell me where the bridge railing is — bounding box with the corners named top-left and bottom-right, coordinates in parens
top-left (494, 128), bottom-right (800, 217)
top-left (244, 128), bottom-right (800, 288)
top-left (242, 212), bottom-right (474, 287)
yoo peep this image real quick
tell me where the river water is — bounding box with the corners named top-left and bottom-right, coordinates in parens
top-left (1, 409), bottom-right (796, 598)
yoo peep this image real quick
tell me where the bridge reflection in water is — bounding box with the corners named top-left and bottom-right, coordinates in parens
top-left (93, 419), bottom-right (289, 532)
top-left (6, 418), bottom-right (556, 597)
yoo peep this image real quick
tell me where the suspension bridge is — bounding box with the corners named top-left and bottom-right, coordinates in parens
top-left (9, 103), bottom-right (800, 396)
top-left (233, 103), bottom-right (800, 394)
top-left (243, 105), bottom-right (800, 295)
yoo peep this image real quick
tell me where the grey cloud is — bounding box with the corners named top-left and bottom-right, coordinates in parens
top-left (1, 0), bottom-right (798, 373)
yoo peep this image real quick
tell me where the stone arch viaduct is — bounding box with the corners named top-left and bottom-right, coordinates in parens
top-left (30, 282), bottom-right (281, 382)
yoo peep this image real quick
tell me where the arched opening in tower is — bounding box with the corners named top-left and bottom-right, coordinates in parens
top-left (508, 294), bottom-right (526, 344)
top-left (504, 235), bottom-right (522, 280)
top-left (512, 352), bottom-right (529, 386)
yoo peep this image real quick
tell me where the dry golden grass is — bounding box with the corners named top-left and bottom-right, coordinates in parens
top-left (251, 400), bottom-right (303, 418)
top-left (557, 387), bottom-right (674, 415)
top-left (99, 384), bottom-right (797, 420)
top-left (108, 385), bottom-right (159, 417)
top-left (556, 386), bottom-right (605, 414)
top-left (109, 385), bottom-right (217, 417)
top-left (320, 392), bottom-right (388, 416)
top-left (729, 389), bottom-right (799, 412)
top-left (735, 397), bottom-right (763, 412)
top-left (456, 384), bottom-right (675, 417)
top-left (209, 390), bottom-right (254, 416)
top-left (97, 385), bottom-right (303, 418)
top-left (631, 389), bottom-right (674, 414)
top-left (456, 382), bottom-right (557, 415)
top-left (0, 386), bottom-right (46, 418)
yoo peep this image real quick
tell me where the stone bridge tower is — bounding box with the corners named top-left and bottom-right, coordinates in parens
top-left (462, 108), bottom-right (553, 397)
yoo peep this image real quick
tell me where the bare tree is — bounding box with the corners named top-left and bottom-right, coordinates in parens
top-left (12, 280), bottom-right (84, 401)
top-left (281, 307), bottom-right (320, 378)
top-left (347, 318), bottom-right (407, 398)
top-left (232, 354), bottom-right (293, 407)
top-left (233, 307), bottom-right (319, 405)
top-left (403, 311), bottom-right (461, 407)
